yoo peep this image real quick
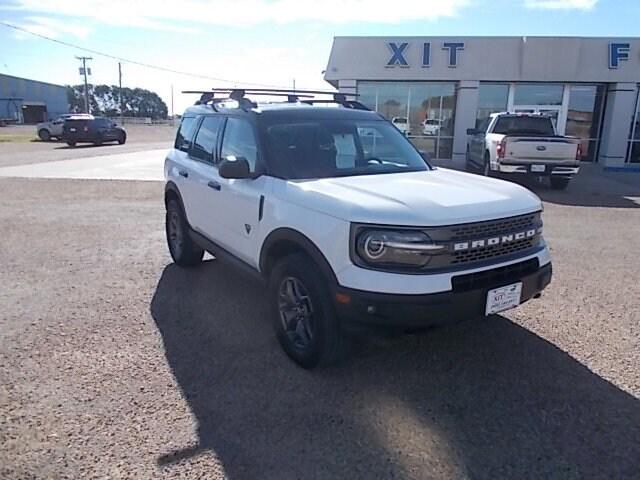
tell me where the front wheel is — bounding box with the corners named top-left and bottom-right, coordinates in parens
top-left (117, 132), bottom-right (126, 145)
top-left (269, 253), bottom-right (347, 369)
top-left (66, 141), bottom-right (76, 147)
top-left (550, 176), bottom-right (570, 190)
top-left (165, 199), bottom-right (203, 267)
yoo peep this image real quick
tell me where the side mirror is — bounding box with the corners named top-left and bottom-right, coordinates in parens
top-left (219, 156), bottom-right (251, 179)
top-left (466, 128), bottom-right (479, 135)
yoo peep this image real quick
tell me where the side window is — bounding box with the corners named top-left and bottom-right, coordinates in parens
top-left (220, 118), bottom-right (258, 171)
top-left (175, 117), bottom-right (197, 152)
top-left (191, 116), bottom-right (223, 163)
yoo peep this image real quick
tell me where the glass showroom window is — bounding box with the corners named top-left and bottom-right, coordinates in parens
top-left (565, 85), bottom-right (606, 162)
top-left (627, 88), bottom-right (640, 164)
top-left (476, 83), bottom-right (509, 126)
top-left (513, 83), bottom-right (564, 106)
top-left (357, 81), bottom-right (456, 160)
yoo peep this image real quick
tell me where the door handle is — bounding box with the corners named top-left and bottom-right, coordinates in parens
top-left (178, 170), bottom-right (189, 178)
top-left (207, 180), bottom-right (221, 191)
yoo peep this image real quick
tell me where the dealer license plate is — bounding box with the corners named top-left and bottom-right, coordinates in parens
top-left (485, 282), bottom-right (522, 315)
top-left (531, 164), bottom-right (545, 173)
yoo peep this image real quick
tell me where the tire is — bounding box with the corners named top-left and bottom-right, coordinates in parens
top-left (269, 253), bottom-right (347, 369)
top-left (483, 152), bottom-right (491, 176)
top-left (94, 134), bottom-right (103, 146)
top-left (66, 141), bottom-right (76, 147)
top-left (550, 176), bottom-right (570, 190)
top-left (38, 129), bottom-right (51, 142)
top-left (117, 132), bottom-right (126, 145)
top-left (165, 199), bottom-right (204, 267)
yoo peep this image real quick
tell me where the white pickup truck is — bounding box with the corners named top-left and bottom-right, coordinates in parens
top-left (466, 112), bottom-right (582, 190)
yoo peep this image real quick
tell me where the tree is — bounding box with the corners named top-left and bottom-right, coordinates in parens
top-left (66, 84), bottom-right (168, 119)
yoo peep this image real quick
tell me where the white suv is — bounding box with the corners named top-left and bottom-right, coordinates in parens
top-left (164, 90), bottom-right (552, 368)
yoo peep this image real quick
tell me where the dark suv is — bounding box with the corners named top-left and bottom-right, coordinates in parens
top-left (62, 117), bottom-right (127, 147)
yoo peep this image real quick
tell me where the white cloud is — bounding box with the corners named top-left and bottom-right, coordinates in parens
top-left (2, 0), bottom-right (471, 32)
top-left (12, 15), bottom-right (91, 39)
top-left (524, 0), bottom-right (597, 10)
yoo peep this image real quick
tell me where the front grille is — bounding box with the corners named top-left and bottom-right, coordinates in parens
top-left (452, 258), bottom-right (539, 292)
top-left (424, 212), bottom-right (543, 269)
top-left (449, 214), bottom-right (537, 242)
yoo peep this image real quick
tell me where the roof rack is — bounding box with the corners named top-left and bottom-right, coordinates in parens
top-left (182, 88), bottom-right (368, 111)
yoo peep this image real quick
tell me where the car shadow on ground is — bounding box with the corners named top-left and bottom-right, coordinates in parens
top-left (150, 260), bottom-right (640, 479)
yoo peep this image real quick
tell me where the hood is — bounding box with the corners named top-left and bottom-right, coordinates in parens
top-left (276, 168), bottom-right (542, 226)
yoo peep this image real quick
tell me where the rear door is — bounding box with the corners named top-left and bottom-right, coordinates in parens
top-left (168, 116), bottom-right (199, 226)
top-left (184, 115), bottom-right (225, 235)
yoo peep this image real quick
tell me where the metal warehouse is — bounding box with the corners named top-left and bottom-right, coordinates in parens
top-left (0, 73), bottom-right (68, 124)
top-left (324, 36), bottom-right (640, 169)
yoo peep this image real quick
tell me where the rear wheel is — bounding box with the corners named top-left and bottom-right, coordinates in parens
top-left (269, 253), bottom-right (347, 369)
top-left (66, 141), bottom-right (76, 147)
top-left (165, 199), bottom-right (203, 267)
top-left (38, 129), bottom-right (50, 142)
top-left (117, 132), bottom-right (126, 145)
top-left (550, 176), bottom-right (570, 190)
top-left (94, 134), bottom-right (103, 146)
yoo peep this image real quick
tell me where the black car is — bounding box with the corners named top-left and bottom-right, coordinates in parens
top-left (62, 117), bottom-right (127, 147)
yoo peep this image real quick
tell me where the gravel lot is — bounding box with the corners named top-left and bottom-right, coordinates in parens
top-left (1, 150), bottom-right (639, 478)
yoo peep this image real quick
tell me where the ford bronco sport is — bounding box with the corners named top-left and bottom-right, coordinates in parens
top-left (164, 89), bottom-right (552, 369)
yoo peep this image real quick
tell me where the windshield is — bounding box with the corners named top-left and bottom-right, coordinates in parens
top-left (261, 119), bottom-right (429, 180)
top-left (493, 116), bottom-right (555, 136)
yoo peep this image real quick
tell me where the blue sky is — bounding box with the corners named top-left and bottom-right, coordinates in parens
top-left (1, 0), bottom-right (638, 113)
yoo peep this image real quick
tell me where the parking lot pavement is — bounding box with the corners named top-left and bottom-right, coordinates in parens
top-left (0, 149), bottom-right (167, 181)
top-left (1, 172), bottom-right (639, 478)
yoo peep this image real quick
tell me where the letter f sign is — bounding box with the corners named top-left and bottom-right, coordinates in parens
top-left (609, 42), bottom-right (630, 69)
top-left (387, 42), bottom-right (409, 67)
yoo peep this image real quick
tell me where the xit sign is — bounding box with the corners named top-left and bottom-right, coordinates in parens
top-left (385, 40), bottom-right (636, 70)
top-left (386, 41), bottom-right (465, 68)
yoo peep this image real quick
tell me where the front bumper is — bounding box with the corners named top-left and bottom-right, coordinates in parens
top-left (334, 258), bottom-right (552, 331)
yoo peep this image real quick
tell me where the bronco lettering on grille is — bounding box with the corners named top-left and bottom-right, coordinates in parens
top-left (453, 228), bottom-right (537, 252)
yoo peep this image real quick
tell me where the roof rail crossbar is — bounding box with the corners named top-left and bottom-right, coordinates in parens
top-left (300, 99), bottom-right (370, 111)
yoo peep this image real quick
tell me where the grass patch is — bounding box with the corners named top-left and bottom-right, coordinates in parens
top-left (0, 134), bottom-right (38, 143)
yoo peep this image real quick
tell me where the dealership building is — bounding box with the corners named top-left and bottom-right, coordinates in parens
top-left (324, 36), bottom-right (640, 169)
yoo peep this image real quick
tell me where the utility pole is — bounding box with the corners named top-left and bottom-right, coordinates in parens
top-left (75, 55), bottom-right (92, 114)
top-left (170, 84), bottom-right (174, 125)
top-left (118, 62), bottom-right (123, 125)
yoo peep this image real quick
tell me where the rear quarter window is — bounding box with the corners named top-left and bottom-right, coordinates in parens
top-left (175, 117), bottom-right (197, 151)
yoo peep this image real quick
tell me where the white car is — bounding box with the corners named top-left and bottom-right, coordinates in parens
top-left (164, 90), bottom-right (552, 368)
top-left (36, 113), bottom-right (93, 141)
top-left (466, 112), bottom-right (581, 190)
top-left (391, 116), bottom-right (409, 135)
top-left (422, 119), bottom-right (441, 136)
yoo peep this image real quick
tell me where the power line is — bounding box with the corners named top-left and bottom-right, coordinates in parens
top-left (0, 21), bottom-right (298, 89)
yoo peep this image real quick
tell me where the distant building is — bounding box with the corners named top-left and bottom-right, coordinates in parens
top-left (0, 73), bottom-right (68, 124)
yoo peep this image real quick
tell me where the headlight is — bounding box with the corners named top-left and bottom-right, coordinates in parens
top-left (355, 229), bottom-right (445, 268)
